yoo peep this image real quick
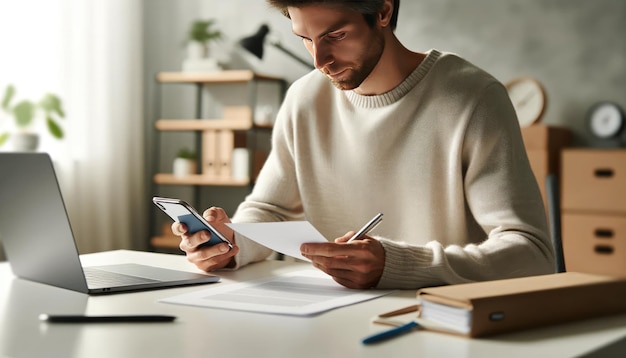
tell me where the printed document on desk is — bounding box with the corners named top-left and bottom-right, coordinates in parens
top-left (160, 270), bottom-right (393, 316)
top-left (226, 221), bottom-right (328, 261)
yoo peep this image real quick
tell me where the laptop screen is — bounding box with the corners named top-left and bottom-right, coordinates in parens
top-left (0, 153), bottom-right (89, 292)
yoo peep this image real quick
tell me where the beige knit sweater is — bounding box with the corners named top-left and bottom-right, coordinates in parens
top-left (231, 49), bottom-right (555, 289)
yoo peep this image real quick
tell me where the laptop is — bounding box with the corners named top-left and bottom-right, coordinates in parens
top-left (0, 152), bottom-right (220, 294)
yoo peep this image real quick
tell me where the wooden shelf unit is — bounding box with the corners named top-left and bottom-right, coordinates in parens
top-left (155, 118), bottom-right (252, 131)
top-left (150, 236), bottom-right (180, 249)
top-left (156, 70), bottom-right (281, 84)
top-left (148, 70), bottom-right (287, 251)
top-left (153, 173), bottom-right (249, 186)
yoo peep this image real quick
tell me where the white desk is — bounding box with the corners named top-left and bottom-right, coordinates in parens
top-left (1, 250), bottom-right (625, 358)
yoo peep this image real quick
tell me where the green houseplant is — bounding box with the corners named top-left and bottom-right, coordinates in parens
top-left (184, 19), bottom-right (223, 65)
top-left (176, 147), bottom-right (197, 160)
top-left (187, 19), bottom-right (222, 47)
top-left (0, 84), bottom-right (65, 151)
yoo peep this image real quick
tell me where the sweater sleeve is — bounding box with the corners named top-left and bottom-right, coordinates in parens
top-left (376, 82), bottom-right (555, 289)
top-left (229, 91), bottom-right (307, 268)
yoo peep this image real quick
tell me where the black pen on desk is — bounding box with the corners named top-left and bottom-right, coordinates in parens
top-left (347, 213), bottom-right (383, 243)
top-left (39, 314), bottom-right (176, 323)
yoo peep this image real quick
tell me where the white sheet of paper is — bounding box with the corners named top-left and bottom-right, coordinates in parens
top-left (226, 221), bottom-right (328, 261)
top-left (160, 269), bottom-right (393, 316)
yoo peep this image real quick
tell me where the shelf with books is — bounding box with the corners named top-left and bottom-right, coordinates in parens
top-left (155, 105), bottom-right (254, 131)
top-left (153, 173), bottom-right (249, 186)
top-left (157, 70), bottom-right (281, 84)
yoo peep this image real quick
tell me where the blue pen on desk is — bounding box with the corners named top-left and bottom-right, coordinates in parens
top-left (347, 213), bottom-right (383, 243)
top-left (362, 321), bottom-right (419, 345)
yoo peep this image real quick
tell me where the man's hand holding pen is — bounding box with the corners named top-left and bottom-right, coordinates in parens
top-left (301, 213), bottom-right (385, 289)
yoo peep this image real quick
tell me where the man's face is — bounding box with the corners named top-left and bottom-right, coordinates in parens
top-left (289, 5), bottom-right (385, 91)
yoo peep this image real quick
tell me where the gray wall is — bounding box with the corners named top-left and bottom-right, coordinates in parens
top-left (397, 0), bottom-right (626, 146)
top-left (142, 0), bottom-right (626, 217)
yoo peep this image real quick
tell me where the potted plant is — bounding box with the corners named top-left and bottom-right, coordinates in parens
top-left (186, 19), bottom-right (222, 59)
top-left (173, 147), bottom-right (197, 177)
top-left (0, 84), bottom-right (65, 151)
top-left (182, 19), bottom-right (223, 72)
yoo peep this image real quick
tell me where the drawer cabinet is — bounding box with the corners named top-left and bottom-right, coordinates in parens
top-left (561, 149), bottom-right (626, 276)
top-left (562, 213), bottom-right (626, 276)
top-left (562, 150), bottom-right (626, 214)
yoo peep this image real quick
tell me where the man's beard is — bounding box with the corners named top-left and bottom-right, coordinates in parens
top-left (326, 31), bottom-right (385, 91)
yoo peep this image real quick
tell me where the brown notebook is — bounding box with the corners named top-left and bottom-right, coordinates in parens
top-left (416, 272), bottom-right (626, 337)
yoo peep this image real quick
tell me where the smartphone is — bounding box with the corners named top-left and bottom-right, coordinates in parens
top-left (152, 197), bottom-right (233, 249)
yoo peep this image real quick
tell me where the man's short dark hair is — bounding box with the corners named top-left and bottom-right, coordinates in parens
top-left (266, 0), bottom-right (400, 31)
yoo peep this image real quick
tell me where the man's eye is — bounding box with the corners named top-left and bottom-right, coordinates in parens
top-left (327, 32), bottom-right (346, 40)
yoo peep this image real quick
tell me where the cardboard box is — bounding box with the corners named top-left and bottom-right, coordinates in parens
top-left (562, 149), bottom-right (626, 214)
top-left (520, 125), bottom-right (571, 211)
top-left (526, 150), bottom-right (549, 211)
top-left (562, 212), bottom-right (626, 277)
top-left (521, 124), bottom-right (571, 152)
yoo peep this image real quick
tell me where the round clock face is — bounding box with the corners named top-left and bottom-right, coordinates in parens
top-left (588, 102), bottom-right (624, 139)
top-left (505, 77), bottom-right (547, 127)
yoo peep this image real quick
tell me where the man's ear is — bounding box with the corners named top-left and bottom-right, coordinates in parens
top-left (378, 0), bottom-right (394, 28)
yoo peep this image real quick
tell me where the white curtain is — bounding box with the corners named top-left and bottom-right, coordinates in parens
top-left (0, 0), bottom-right (145, 254)
top-left (59, 0), bottom-right (146, 253)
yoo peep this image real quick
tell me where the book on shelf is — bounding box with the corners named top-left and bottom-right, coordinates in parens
top-left (217, 130), bottom-right (234, 179)
top-left (201, 129), bottom-right (236, 179)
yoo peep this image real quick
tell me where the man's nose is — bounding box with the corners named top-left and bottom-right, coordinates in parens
top-left (312, 42), bottom-right (333, 69)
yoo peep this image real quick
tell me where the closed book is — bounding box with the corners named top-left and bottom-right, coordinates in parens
top-left (416, 272), bottom-right (626, 337)
top-left (217, 130), bottom-right (234, 178)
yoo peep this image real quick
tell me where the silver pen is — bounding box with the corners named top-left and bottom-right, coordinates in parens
top-left (347, 213), bottom-right (383, 242)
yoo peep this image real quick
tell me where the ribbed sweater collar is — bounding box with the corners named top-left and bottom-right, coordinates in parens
top-left (344, 49), bottom-right (441, 108)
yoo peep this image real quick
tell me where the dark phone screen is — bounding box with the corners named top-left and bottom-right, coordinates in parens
top-left (177, 213), bottom-right (226, 247)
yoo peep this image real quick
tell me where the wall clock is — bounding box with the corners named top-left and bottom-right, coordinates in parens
top-left (587, 101), bottom-right (625, 147)
top-left (505, 77), bottom-right (547, 127)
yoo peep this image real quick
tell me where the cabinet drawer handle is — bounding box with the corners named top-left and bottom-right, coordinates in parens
top-left (594, 229), bottom-right (614, 238)
top-left (594, 168), bottom-right (614, 178)
top-left (594, 245), bottom-right (614, 254)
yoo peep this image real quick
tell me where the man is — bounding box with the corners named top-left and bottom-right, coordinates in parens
top-left (173, 0), bottom-right (555, 289)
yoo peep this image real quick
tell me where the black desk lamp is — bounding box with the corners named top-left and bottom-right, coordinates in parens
top-left (239, 24), bottom-right (314, 70)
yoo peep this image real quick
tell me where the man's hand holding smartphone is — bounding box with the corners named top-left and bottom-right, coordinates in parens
top-left (174, 207), bottom-right (239, 271)
top-left (153, 197), bottom-right (239, 271)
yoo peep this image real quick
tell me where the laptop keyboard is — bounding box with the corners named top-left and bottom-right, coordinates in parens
top-left (84, 267), bottom-right (160, 288)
